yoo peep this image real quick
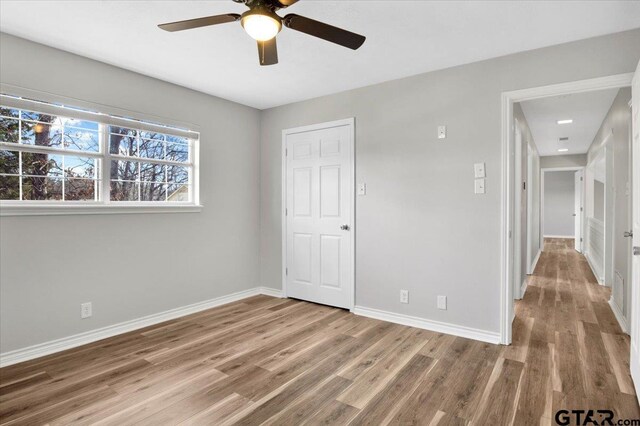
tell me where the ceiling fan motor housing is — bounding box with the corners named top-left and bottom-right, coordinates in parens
top-left (241, 5), bottom-right (283, 41)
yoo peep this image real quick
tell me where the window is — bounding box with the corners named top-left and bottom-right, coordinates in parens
top-left (0, 97), bottom-right (199, 213)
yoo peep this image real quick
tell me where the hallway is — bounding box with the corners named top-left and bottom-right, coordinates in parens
top-left (511, 238), bottom-right (639, 423)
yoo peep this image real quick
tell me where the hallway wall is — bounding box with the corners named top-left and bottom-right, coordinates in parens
top-left (587, 87), bottom-right (632, 324)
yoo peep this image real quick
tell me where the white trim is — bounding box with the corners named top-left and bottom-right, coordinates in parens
top-left (585, 251), bottom-right (605, 285)
top-left (543, 235), bottom-right (576, 239)
top-left (353, 306), bottom-right (501, 345)
top-left (259, 287), bottom-right (284, 298)
top-left (500, 73), bottom-right (633, 345)
top-left (609, 297), bottom-right (629, 334)
top-left (530, 249), bottom-right (542, 275)
top-left (520, 277), bottom-right (528, 299)
top-left (281, 118), bottom-right (356, 310)
top-left (0, 286), bottom-right (283, 367)
top-left (0, 204), bottom-right (203, 216)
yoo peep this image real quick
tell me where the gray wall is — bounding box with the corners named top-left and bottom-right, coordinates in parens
top-left (587, 87), bottom-right (632, 318)
top-left (544, 171), bottom-right (576, 237)
top-left (259, 29), bottom-right (640, 335)
top-left (0, 34), bottom-right (262, 353)
top-left (540, 154), bottom-right (587, 169)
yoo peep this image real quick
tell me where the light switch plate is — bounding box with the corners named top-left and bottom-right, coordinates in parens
top-left (474, 162), bottom-right (486, 178)
top-left (358, 183), bottom-right (366, 196)
top-left (438, 125), bottom-right (446, 139)
top-left (475, 178), bottom-right (486, 194)
top-left (437, 295), bottom-right (447, 310)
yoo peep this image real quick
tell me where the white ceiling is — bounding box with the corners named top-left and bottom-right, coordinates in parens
top-left (519, 88), bottom-right (620, 156)
top-left (1, 1), bottom-right (639, 110)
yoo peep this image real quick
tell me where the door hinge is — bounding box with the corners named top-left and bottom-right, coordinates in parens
top-left (285, 148), bottom-right (288, 156)
top-left (580, 207), bottom-right (583, 212)
top-left (580, 237), bottom-right (583, 242)
top-left (523, 182), bottom-right (526, 190)
top-left (285, 208), bottom-right (288, 216)
top-left (285, 267), bottom-right (288, 276)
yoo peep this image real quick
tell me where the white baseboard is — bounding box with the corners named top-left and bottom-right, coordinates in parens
top-left (543, 235), bottom-right (575, 239)
top-left (352, 305), bottom-right (501, 345)
top-left (609, 298), bottom-right (629, 334)
top-left (528, 249), bottom-right (541, 275)
top-left (584, 252), bottom-right (605, 285)
top-left (259, 287), bottom-right (284, 298)
top-left (519, 278), bottom-right (528, 300)
top-left (0, 286), bottom-right (283, 368)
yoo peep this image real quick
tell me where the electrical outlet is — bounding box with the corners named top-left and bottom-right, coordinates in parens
top-left (400, 290), bottom-right (409, 304)
top-left (81, 302), bottom-right (92, 319)
top-left (437, 296), bottom-right (447, 310)
top-left (358, 183), bottom-right (367, 196)
top-left (437, 125), bottom-right (447, 139)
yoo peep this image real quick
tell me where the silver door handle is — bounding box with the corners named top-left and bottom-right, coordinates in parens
top-left (572, 214), bottom-right (576, 217)
top-left (340, 224), bottom-right (350, 231)
top-left (634, 246), bottom-right (640, 256)
top-left (624, 231), bottom-right (633, 238)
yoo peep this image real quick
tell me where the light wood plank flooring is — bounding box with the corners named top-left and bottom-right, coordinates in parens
top-left (0, 238), bottom-right (638, 425)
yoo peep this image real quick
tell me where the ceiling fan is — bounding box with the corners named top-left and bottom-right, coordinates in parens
top-left (158, 0), bottom-right (366, 66)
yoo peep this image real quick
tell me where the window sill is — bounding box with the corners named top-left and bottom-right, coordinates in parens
top-left (0, 203), bottom-right (203, 216)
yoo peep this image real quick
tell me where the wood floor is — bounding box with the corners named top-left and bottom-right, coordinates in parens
top-left (0, 238), bottom-right (637, 425)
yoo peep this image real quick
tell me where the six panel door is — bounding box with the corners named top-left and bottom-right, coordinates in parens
top-left (285, 123), bottom-right (353, 309)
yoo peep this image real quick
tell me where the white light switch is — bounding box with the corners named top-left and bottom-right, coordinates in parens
top-left (475, 179), bottom-right (486, 194)
top-left (437, 295), bottom-right (447, 310)
top-left (474, 162), bottom-right (486, 178)
top-left (438, 125), bottom-right (446, 139)
top-left (358, 183), bottom-right (367, 196)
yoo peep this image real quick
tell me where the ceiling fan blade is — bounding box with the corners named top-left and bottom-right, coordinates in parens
top-left (283, 14), bottom-right (365, 50)
top-left (258, 38), bottom-right (278, 66)
top-left (158, 13), bottom-right (240, 32)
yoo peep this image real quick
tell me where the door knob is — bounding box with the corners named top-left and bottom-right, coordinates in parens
top-left (572, 213), bottom-right (576, 217)
top-left (340, 224), bottom-right (350, 231)
top-left (624, 231), bottom-right (633, 238)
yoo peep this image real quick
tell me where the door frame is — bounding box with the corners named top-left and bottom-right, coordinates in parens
top-left (500, 73), bottom-right (633, 344)
top-left (281, 117), bottom-right (356, 310)
top-left (540, 166), bottom-right (585, 242)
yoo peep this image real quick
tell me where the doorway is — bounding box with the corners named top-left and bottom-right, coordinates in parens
top-left (500, 73), bottom-right (634, 345)
top-left (282, 118), bottom-right (355, 309)
top-left (540, 167), bottom-right (584, 246)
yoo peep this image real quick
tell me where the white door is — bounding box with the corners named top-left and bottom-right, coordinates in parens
top-left (284, 119), bottom-right (354, 309)
top-left (574, 170), bottom-right (583, 252)
top-left (630, 61), bottom-right (640, 397)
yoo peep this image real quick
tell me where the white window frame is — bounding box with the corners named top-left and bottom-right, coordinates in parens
top-left (0, 91), bottom-right (201, 216)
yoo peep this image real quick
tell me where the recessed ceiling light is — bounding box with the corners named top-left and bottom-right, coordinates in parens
top-left (558, 148), bottom-right (569, 152)
top-left (557, 119), bottom-right (573, 124)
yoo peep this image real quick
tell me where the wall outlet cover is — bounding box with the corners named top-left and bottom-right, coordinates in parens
top-left (437, 295), bottom-right (447, 310)
top-left (438, 125), bottom-right (446, 139)
top-left (81, 302), bottom-right (92, 319)
top-left (400, 290), bottom-right (409, 304)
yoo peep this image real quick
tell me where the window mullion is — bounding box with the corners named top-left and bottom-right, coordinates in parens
top-left (100, 124), bottom-right (110, 204)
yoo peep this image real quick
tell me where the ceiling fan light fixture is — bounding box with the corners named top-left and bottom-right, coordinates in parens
top-left (241, 8), bottom-right (281, 41)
